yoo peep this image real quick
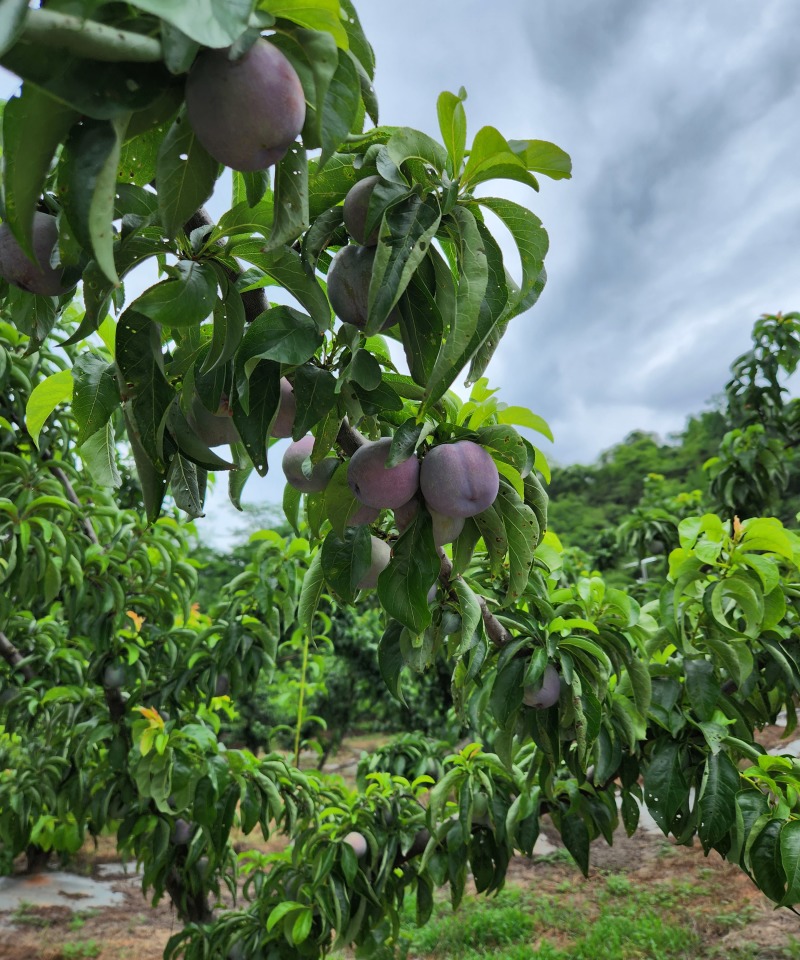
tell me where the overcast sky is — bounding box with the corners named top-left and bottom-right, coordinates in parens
top-left (4, 2), bottom-right (800, 546)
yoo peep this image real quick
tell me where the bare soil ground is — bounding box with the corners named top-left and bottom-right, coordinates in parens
top-left (2, 730), bottom-right (800, 960)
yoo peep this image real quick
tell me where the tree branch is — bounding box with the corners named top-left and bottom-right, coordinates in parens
top-left (183, 207), bottom-right (269, 326)
top-left (49, 464), bottom-right (100, 545)
top-left (0, 630), bottom-right (34, 682)
top-left (20, 9), bottom-right (164, 62)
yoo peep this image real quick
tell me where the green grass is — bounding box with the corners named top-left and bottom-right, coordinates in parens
top-left (393, 871), bottom-right (745, 960)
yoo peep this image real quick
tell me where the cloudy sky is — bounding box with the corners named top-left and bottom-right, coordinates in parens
top-left (3, 2), bottom-right (800, 545)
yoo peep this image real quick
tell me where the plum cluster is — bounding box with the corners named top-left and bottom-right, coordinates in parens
top-left (282, 429), bottom-right (501, 591)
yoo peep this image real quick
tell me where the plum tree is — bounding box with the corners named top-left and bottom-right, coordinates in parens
top-left (0, 212), bottom-right (72, 296)
top-left (343, 175), bottom-right (381, 245)
top-left (283, 436), bottom-right (338, 493)
top-left (420, 441), bottom-right (500, 518)
top-left (355, 536), bottom-right (391, 589)
top-left (270, 378), bottom-right (296, 439)
top-left (185, 40), bottom-right (306, 171)
top-left (327, 245), bottom-right (400, 330)
top-left (522, 664), bottom-right (561, 709)
top-left (348, 438), bottom-right (420, 509)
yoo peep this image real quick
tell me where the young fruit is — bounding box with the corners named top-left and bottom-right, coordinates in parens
top-left (0, 212), bottom-right (72, 296)
top-left (282, 435), bottom-right (338, 493)
top-left (185, 40), bottom-right (306, 172)
top-left (270, 377), bottom-right (296, 439)
top-left (420, 441), bottom-right (500, 518)
top-left (348, 438), bottom-right (420, 510)
top-left (327, 245), bottom-right (400, 330)
top-left (343, 831), bottom-right (368, 859)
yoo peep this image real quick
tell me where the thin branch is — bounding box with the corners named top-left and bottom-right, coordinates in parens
top-left (49, 464), bottom-right (100, 545)
top-left (183, 207), bottom-right (269, 325)
top-left (20, 9), bottom-right (164, 62)
top-left (0, 630), bottom-right (34, 682)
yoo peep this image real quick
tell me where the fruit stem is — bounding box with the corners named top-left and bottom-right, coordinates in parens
top-left (19, 10), bottom-right (164, 63)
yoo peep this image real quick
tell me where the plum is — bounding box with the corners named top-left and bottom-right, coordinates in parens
top-left (282, 435), bottom-right (338, 493)
top-left (429, 508), bottom-right (465, 547)
top-left (343, 175), bottom-right (381, 245)
top-left (0, 212), bottom-right (72, 297)
top-left (171, 818), bottom-right (193, 846)
top-left (356, 536), bottom-right (391, 589)
top-left (186, 391), bottom-right (239, 447)
top-left (348, 438), bottom-right (419, 510)
top-left (343, 831), bottom-right (368, 859)
top-left (185, 39), bottom-right (306, 172)
top-left (523, 664), bottom-right (561, 709)
top-left (393, 497), bottom-right (419, 533)
top-left (420, 441), bottom-right (499, 518)
top-left (327, 245), bottom-right (400, 330)
top-left (270, 377), bottom-right (296, 438)
top-left (346, 501), bottom-right (380, 527)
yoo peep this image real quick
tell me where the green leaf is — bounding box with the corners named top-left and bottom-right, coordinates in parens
top-left (507, 139), bottom-right (572, 180)
top-left (684, 658), bottom-right (719, 722)
top-left (377, 510), bottom-right (439, 634)
top-left (232, 242), bottom-right (331, 332)
top-left (60, 117), bottom-right (126, 284)
top-left (118, 121), bottom-right (171, 187)
top-left (319, 48), bottom-right (361, 168)
top-left (378, 619), bottom-right (406, 704)
top-left (382, 128), bottom-right (449, 180)
top-left (116, 309), bottom-right (175, 470)
top-left (232, 359), bottom-right (280, 475)
top-left (321, 526), bottom-right (371, 603)
top-left (72, 354), bottom-right (120, 445)
top-left (292, 364), bottom-right (337, 438)
top-left (127, 0), bottom-right (255, 48)
top-left (473, 503), bottom-right (507, 576)
top-left (260, 0), bottom-right (348, 48)
top-left (476, 197), bottom-right (548, 317)
top-left (2, 85), bottom-right (78, 259)
top-left (560, 815), bottom-right (590, 877)
top-left (398, 261), bottom-right (444, 388)
top-left (422, 206), bottom-right (489, 413)
top-left (265, 143), bottom-right (308, 251)
top-left (132, 261), bottom-right (218, 327)
top-left (490, 658), bottom-right (524, 728)
top-left (496, 406), bottom-right (553, 442)
top-left (625, 656), bottom-right (652, 717)
top-left (366, 193), bottom-right (441, 334)
top-left (156, 109), bottom-right (219, 239)
top-left (26, 369), bottom-right (73, 448)
top-left (494, 481), bottom-right (537, 607)
top-left (0, 0), bottom-right (27, 58)
top-left (237, 307), bottom-right (323, 381)
top-left (168, 454), bottom-right (205, 519)
top-left (201, 285), bottom-right (245, 374)
top-left (124, 407), bottom-right (168, 521)
top-left (462, 126), bottom-right (540, 192)
top-left (779, 820), bottom-right (800, 906)
top-left (298, 549), bottom-right (325, 636)
top-left (437, 88), bottom-right (467, 175)
top-left (324, 462), bottom-right (369, 536)
top-left (643, 740), bottom-right (690, 837)
top-left (697, 752), bottom-right (740, 852)
top-left (78, 421), bottom-right (121, 489)
top-left (750, 820), bottom-right (786, 904)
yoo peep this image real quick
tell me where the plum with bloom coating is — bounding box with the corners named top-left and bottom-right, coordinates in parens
top-left (186, 40), bottom-right (305, 172)
top-left (523, 664), bottom-right (561, 709)
top-left (343, 175), bottom-right (381, 245)
top-left (271, 378), bottom-right (296, 438)
top-left (348, 438), bottom-right (419, 510)
top-left (282, 436), bottom-right (337, 493)
top-left (356, 536), bottom-right (391, 589)
top-left (420, 441), bottom-right (499, 518)
top-left (327, 245), bottom-right (400, 330)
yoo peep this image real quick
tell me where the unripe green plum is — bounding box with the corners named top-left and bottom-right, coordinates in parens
top-left (348, 438), bottom-right (420, 510)
top-left (343, 175), bottom-right (381, 245)
top-left (523, 664), bottom-right (561, 709)
top-left (270, 377), bottom-right (296, 438)
top-left (429, 508), bottom-right (465, 546)
top-left (185, 40), bottom-right (305, 172)
top-left (327, 245), bottom-right (400, 330)
top-left (186, 391), bottom-right (239, 447)
top-left (420, 441), bottom-right (499, 518)
top-left (343, 831), bottom-right (368, 859)
top-left (356, 536), bottom-right (391, 589)
top-left (0, 212), bottom-right (73, 296)
top-left (282, 435), bottom-right (338, 493)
